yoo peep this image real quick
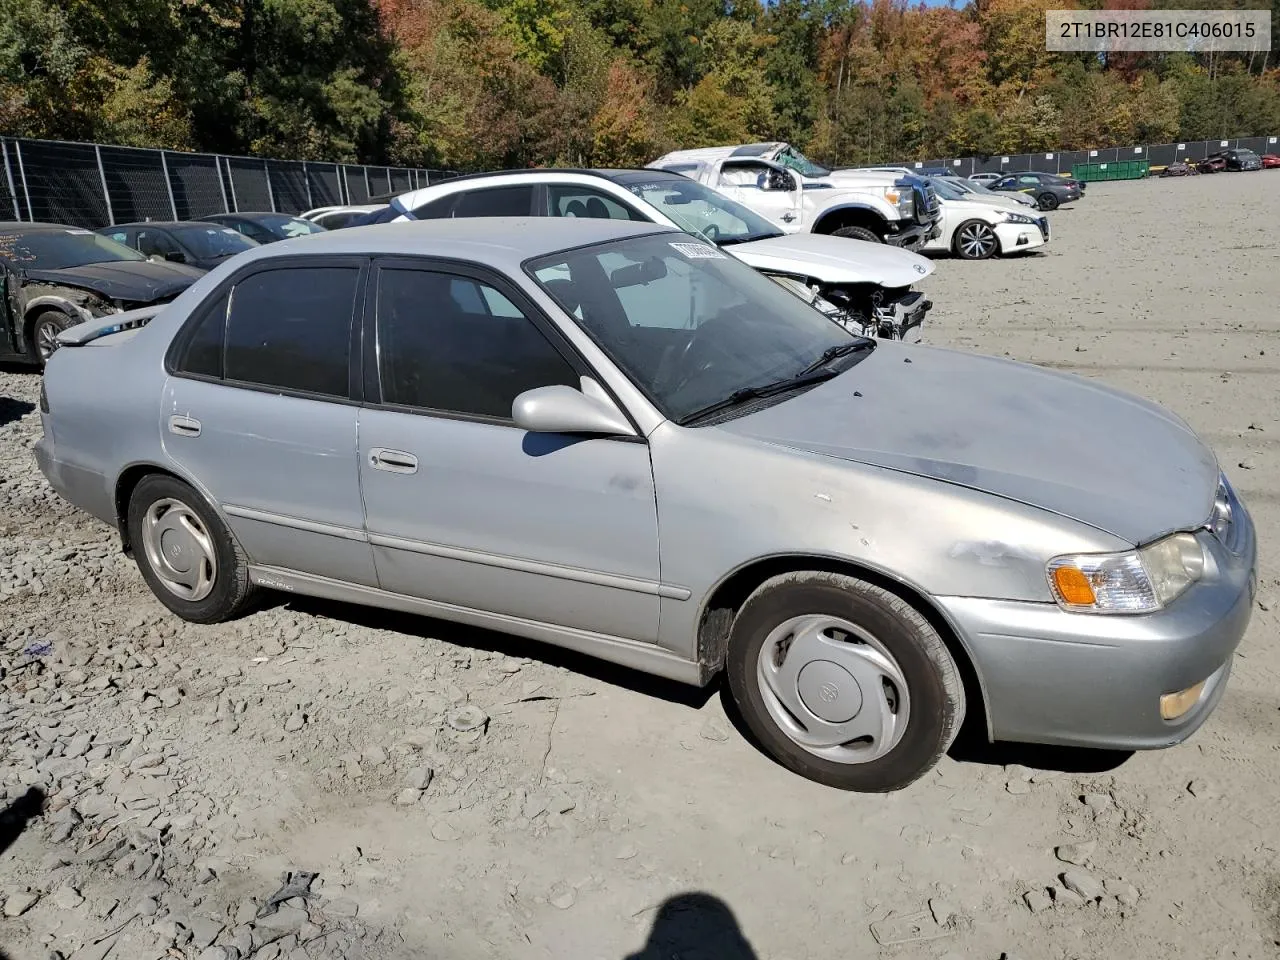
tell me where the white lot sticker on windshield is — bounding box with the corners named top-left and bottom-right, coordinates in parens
top-left (669, 241), bottom-right (726, 260)
top-left (65, 228), bottom-right (93, 235)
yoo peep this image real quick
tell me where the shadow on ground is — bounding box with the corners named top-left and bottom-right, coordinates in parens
top-left (0, 786), bottom-right (46, 858)
top-left (0, 396), bottom-right (35, 429)
top-left (279, 594), bottom-right (718, 711)
top-left (626, 892), bottom-right (758, 960)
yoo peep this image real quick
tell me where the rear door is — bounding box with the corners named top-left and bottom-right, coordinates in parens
top-left (161, 257), bottom-right (376, 585)
top-left (356, 257), bottom-right (661, 642)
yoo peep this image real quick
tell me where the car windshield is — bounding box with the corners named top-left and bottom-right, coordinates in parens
top-left (0, 227), bottom-right (147, 269)
top-left (1236, 149), bottom-right (1259, 160)
top-left (624, 177), bottom-right (783, 245)
top-left (774, 146), bottom-right (831, 179)
top-left (528, 232), bottom-right (869, 424)
top-left (170, 225), bottom-right (258, 259)
top-left (255, 214), bottom-right (326, 238)
top-left (927, 177), bottom-right (968, 201)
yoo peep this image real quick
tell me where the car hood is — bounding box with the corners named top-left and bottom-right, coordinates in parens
top-left (25, 260), bottom-right (203, 302)
top-left (729, 233), bottom-right (934, 288)
top-left (938, 197), bottom-right (1007, 221)
top-left (718, 343), bottom-right (1219, 545)
top-left (963, 193), bottom-right (1033, 211)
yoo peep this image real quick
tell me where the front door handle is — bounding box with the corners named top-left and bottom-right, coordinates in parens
top-left (168, 415), bottom-right (201, 437)
top-left (369, 448), bottom-right (418, 474)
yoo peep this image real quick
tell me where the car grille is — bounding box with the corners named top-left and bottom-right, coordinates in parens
top-left (914, 182), bottom-right (941, 224)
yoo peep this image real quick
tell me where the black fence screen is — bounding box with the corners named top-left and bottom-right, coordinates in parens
top-left (0, 136), bottom-right (447, 229)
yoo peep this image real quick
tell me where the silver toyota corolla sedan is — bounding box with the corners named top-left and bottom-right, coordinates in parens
top-left (35, 218), bottom-right (1256, 792)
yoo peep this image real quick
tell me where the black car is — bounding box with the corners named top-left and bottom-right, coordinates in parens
top-left (989, 172), bottom-right (1084, 211)
top-left (1206, 149), bottom-right (1262, 172)
top-left (0, 221), bottom-right (202, 366)
top-left (196, 212), bottom-right (327, 244)
top-left (97, 221), bottom-right (260, 272)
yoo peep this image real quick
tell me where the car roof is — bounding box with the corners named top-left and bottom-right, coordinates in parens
top-left (236, 216), bottom-right (673, 267)
top-left (0, 221), bottom-right (83, 232)
top-left (104, 221), bottom-right (220, 230)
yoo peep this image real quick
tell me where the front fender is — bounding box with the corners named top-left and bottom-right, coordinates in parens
top-left (810, 200), bottom-right (897, 232)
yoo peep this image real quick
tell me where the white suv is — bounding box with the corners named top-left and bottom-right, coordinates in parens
top-left (382, 168), bottom-right (936, 341)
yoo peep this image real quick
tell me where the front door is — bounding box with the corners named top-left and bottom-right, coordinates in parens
top-left (161, 258), bottom-right (376, 585)
top-left (716, 161), bottom-right (802, 231)
top-left (356, 258), bottom-right (662, 642)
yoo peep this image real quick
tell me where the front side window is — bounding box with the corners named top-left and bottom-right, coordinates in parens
top-left (223, 266), bottom-right (358, 397)
top-left (137, 230), bottom-right (180, 258)
top-left (529, 233), bottom-right (863, 423)
top-left (375, 267), bottom-right (577, 419)
top-left (546, 186), bottom-right (640, 222)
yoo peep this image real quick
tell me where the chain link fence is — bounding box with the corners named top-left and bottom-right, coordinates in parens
top-left (877, 135), bottom-right (1279, 178)
top-left (0, 136), bottom-right (460, 228)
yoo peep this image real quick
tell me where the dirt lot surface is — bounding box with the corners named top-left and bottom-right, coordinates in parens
top-left (1, 172), bottom-right (1277, 960)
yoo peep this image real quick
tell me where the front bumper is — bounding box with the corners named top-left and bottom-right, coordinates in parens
top-left (993, 220), bottom-right (1048, 254)
top-left (937, 510), bottom-right (1257, 751)
top-left (884, 219), bottom-right (937, 250)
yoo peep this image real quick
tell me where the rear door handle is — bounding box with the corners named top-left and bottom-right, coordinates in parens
top-left (369, 448), bottom-right (418, 474)
top-left (168, 415), bottom-right (201, 437)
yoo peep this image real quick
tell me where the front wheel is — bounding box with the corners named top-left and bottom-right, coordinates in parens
top-left (830, 225), bottom-right (883, 243)
top-left (725, 572), bottom-right (965, 792)
top-left (26, 310), bottom-right (76, 366)
top-left (1038, 192), bottom-right (1059, 211)
top-left (127, 474), bottom-right (254, 623)
top-left (953, 220), bottom-right (1000, 260)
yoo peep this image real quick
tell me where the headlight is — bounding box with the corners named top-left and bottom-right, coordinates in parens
top-left (1046, 532), bottom-right (1205, 614)
top-left (883, 187), bottom-right (914, 217)
top-left (1004, 212), bottom-right (1037, 224)
top-left (1207, 475), bottom-right (1232, 544)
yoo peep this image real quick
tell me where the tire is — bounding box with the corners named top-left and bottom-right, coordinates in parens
top-left (830, 225), bottom-right (883, 243)
top-left (952, 220), bottom-right (1000, 260)
top-left (725, 572), bottom-right (965, 792)
top-left (26, 310), bottom-right (76, 367)
top-left (127, 473), bottom-right (253, 623)
top-left (1038, 192), bottom-right (1059, 211)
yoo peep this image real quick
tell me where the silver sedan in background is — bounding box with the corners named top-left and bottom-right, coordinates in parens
top-left (35, 218), bottom-right (1256, 792)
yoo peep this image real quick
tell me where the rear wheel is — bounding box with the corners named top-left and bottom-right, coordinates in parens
top-left (26, 310), bottom-right (75, 366)
top-left (953, 220), bottom-right (999, 260)
top-left (1038, 192), bottom-right (1059, 211)
top-left (830, 225), bottom-right (882, 244)
top-left (127, 474), bottom-right (254, 623)
top-left (725, 572), bottom-right (965, 792)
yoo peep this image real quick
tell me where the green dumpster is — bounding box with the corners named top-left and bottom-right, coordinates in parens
top-left (1070, 159), bottom-right (1149, 182)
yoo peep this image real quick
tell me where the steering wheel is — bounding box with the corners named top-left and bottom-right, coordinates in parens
top-left (654, 313), bottom-right (743, 400)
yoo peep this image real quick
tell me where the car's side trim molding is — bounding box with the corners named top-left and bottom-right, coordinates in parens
top-left (367, 531), bottom-right (692, 600)
top-left (223, 504), bottom-right (368, 543)
top-left (246, 565), bottom-right (705, 686)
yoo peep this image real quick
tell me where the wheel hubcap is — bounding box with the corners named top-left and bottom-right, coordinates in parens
top-left (37, 323), bottom-right (61, 360)
top-left (958, 224), bottom-right (995, 258)
top-left (756, 614), bottom-right (910, 764)
top-left (141, 498), bottom-right (217, 601)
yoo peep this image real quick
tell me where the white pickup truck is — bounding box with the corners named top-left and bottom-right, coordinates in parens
top-left (649, 142), bottom-right (943, 250)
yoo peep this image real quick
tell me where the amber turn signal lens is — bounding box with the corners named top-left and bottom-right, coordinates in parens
top-left (1160, 680), bottom-right (1207, 721)
top-left (1052, 566), bottom-right (1096, 606)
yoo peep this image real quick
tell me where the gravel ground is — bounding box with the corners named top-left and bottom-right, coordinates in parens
top-left (1, 172), bottom-right (1278, 960)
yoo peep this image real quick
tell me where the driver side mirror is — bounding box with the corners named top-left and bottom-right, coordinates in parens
top-left (512, 378), bottom-right (636, 437)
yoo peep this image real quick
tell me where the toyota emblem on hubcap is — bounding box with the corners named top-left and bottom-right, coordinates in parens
top-left (818, 681), bottom-right (840, 703)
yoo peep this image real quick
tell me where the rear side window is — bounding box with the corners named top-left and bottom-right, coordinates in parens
top-left (175, 293), bottom-right (229, 378)
top-left (452, 186), bottom-right (535, 218)
top-left (411, 195), bottom-right (458, 219)
top-left (223, 266), bottom-right (358, 397)
top-left (547, 186), bottom-right (642, 221)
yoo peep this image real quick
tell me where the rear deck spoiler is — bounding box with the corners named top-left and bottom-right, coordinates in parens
top-left (56, 305), bottom-right (163, 346)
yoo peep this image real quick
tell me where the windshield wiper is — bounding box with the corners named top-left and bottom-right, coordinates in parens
top-left (677, 361), bottom-right (864, 426)
top-left (717, 232), bottom-right (784, 246)
top-left (795, 339), bottom-right (875, 378)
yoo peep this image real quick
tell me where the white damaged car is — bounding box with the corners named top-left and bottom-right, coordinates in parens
top-left (921, 175), bottom-right (1050, 260)
top-left (381, 168), bottom-right (936, 341)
